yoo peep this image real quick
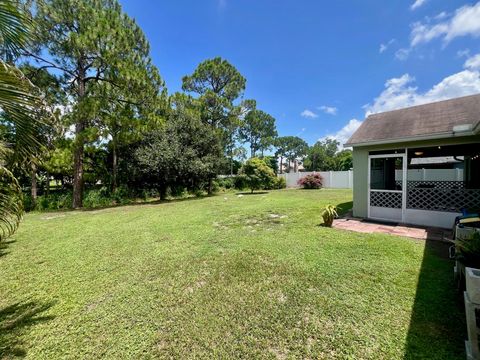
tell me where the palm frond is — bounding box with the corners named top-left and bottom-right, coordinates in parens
top-left (0, 164), bottom-right (23, 240)
top-left (0, 1), bottom-right (42, 241)
top-left (0, 61), bottom-right (43, 161)
top-left (0, 0), bottom-right (31, 58)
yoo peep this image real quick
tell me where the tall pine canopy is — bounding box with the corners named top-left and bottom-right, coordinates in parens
top-left (25, 0), bottom-right (165, 208)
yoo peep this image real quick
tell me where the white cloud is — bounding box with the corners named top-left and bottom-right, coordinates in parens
top-left (434, 11), bottom-right (448, 20)
top-left (300, 109), bottom-right (318, 118)
top-left (395, 48), bottom-right (411, 61)
top-left (411, 0), bottom-right (427, 11)
top-left (411, 2), bottom-right (480, 46)
top-left (318, 105), bottom-right (338, 115)
top-left (465, 53), bottom-right (480, 70)
top-left (323, 53), bottom-right (480, 146)
top-left (364, 65), bottom-right (480, 116)
top-left (321, 119), bottom-right (363, 147)
top-left (364, 74), bottom-right (418, 115)
top-left (457, 48), bottom-right (471, 58)
top-left (379, 39), bottom-right (395, 54)
top-left (410, 22), bottom-right (448, 47)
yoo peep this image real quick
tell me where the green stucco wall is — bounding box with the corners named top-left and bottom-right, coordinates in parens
top-left (352, 147), bottom-right (369, 218)
top-left (351, 135), bottom-right (480, 219)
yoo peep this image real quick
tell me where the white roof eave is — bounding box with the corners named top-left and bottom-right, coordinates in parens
top-left (345, 129), bottom-right (479, 148)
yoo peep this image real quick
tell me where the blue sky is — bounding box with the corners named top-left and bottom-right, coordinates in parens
top-left (119, 0), bottom-right (480, 146)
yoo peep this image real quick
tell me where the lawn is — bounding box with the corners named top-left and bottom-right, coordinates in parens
top-left (0, 189), bottom-right (465, 359)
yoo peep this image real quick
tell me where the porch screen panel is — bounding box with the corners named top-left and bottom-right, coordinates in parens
top-left (370, 157), bottom-right (403, 209)
top-left (370, 158), bottom-right (403, 191)
top-left (406, 145), bottom-right (480, 213)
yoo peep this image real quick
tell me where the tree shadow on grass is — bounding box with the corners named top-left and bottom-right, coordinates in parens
top-left (235, 191), bottom-right (269, 196)
top-left (61, 193), bottom-right (216, 213)
top-left (403, 240), bottom-right (465, 359)
top-left (335, 201), bottom-right (353, 216)
top-left (0, 240), bottom-right (16, 258)
top-left (0, 301), bottom-right (55, 358)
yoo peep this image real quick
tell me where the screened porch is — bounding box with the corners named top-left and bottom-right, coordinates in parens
top-left (368, 143), bottom-right (480, 228)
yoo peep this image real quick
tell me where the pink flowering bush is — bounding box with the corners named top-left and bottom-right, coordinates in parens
top-left (297, 173), bottom-right (324, 189)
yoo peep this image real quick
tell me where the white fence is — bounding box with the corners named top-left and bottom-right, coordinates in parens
top-left (279, 168), bottom-right (464, 189)
top-left (395, 168), bottom-right (464, 181)
top-left (279, 171), bottom-right (353, 189)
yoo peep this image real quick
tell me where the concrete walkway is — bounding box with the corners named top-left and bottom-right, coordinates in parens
top-left (333, 218), bottom-right (453, 242)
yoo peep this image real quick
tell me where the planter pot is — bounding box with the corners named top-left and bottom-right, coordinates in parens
top-left (323, 218), bottom-right (334, 227)
top-left (465, 267), bottom-right (480, 304)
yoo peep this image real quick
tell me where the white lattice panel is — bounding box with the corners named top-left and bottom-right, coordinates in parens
top-left (407, 188), bottom-right (480, 212)
top-left (370, 191), bottom-right (402, 209)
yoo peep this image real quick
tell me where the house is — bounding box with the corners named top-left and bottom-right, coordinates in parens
top-left (278, 159), bottom-right (305, 173)
top-left (345, 94), bottom-right (480, 229)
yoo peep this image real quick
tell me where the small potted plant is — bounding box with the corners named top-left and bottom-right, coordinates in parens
top-left (321, 205), bottom-right (338, 227)
top-left (456, 232), bottom-right (480, 268)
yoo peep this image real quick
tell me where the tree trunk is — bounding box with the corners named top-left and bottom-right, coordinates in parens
top-left (72, 127), bottom-right (84, 208)
top-left (45, 169), bottom-right (50, 196)
top-left (72, 67), bottom-right (86, 209)
top-left (280, 156), bottom-right (283, 174)
top-left (31, 163), bottom-right (37, 205)
top-left (112, 139), bottom-right (118, 192)
top-left (294, 160), bottom-right (298, 173)
top-left (208, 178), bottom-right (213, 195)
top-left (159, 184), bottom-right (167, 200)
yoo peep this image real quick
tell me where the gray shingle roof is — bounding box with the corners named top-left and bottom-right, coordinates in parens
top-left (346, 94), bottom-right (480, 146)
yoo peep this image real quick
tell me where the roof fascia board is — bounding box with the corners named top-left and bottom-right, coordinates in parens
top-left (345, 130), bottom-right (478, 148)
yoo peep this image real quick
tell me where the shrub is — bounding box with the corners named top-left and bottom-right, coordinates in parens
top-left (209, 181), bottom-right (220, 194)
top-left (233, 174), bottom-right (248, 190)
top-left (240, 158), bottom-right (276, 193)
top-left (274, 176), bottom-right (287, 189)
top-left (321, 205), bottom-right (338, 227)
top-left (265, 176), bottom-right (287, 190)
top-left (23, 194), bottom-right (35, 211)
top-left (83, 188), bottom-right (114, 208)
top-left (169, 185), bottom-right (187, 198)
top-left (193, 189), bottom-right (206, 197)
top-left (297, 173), bottom-right (323, 189)
top-left (215, 177), bottom-right (235, 190)
top-left (112, 185), bottom-right (131, 204)
top-left (30, 192), bottom-right (73, 211)
top-left (140, 188), bottom-right (159, 200)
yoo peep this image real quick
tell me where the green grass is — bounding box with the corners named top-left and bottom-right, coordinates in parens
top-left (0, 189), bottom-right (465, 359)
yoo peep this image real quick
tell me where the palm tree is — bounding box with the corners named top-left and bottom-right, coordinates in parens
top-left (0, 0), bottom-right (42, 240)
